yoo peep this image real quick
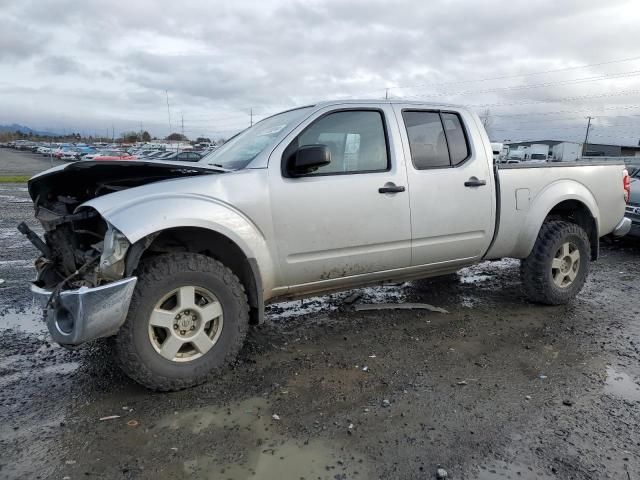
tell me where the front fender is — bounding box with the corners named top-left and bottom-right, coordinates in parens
top-left (514, 179), bottom-right (599, 258)
top-left (83, 192), bottom-right (276, 293)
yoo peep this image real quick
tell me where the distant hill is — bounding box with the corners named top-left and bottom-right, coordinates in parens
top-left (0, 124), bottom-right (59, 136)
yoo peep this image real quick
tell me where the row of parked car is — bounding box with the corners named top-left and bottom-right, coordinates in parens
top-left (1, 140), bottom-right (217, 163)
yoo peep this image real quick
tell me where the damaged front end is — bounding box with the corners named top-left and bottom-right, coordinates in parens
top-left (21, 209), bottom-right (137, 346)
top-left (20, 160), bottom-right (217, 346)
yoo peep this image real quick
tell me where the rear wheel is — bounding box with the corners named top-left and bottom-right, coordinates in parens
top-left (113, 252), bottom-right (249, 391)
top-left (520, 221), bottom-right (590, 305)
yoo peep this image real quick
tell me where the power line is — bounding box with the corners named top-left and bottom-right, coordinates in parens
top-left (398, 69), bottom-right (640, 100)
top-left (470, 88), bottom-right (640, 109)
top-left (387, 55), bottom-right (640, 91)
top-left (492, 125), bottom-right (588, 132)
top-left (492, 104), bottom-right (640, 118)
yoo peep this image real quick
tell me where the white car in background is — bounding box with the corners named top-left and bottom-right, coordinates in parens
top-left (59, 151), bottom-right (79, 161)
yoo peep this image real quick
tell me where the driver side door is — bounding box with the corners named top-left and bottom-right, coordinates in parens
top-left (268, 105), bottom-right (412, 292)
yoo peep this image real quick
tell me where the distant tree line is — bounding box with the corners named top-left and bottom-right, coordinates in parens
top-left (0, 129), bottom-right (227, 145)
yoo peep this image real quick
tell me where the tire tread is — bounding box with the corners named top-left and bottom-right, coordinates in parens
top-left (520, 220), bottom-right (590, 305)
top-left (113, 252), bottom-right (249, 391)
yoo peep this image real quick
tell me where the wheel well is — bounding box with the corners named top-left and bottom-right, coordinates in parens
top-left (545, 200), bottom-right (598, 260)
top-left (129, 227), bottom-right (262, 324)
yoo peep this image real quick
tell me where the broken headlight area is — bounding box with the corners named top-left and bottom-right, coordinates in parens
top-left (99, 224), bottom-right (130, 281)
top-left (19, 202), bottom-right (131, 291)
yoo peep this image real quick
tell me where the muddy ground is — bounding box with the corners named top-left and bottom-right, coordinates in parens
top-left (1, 159), bottom-right (639, 479)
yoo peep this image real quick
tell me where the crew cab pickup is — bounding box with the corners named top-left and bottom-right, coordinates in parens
top-left (22, 100), bottom-right (632, 391)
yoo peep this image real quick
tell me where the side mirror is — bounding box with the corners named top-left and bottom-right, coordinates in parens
top-left (287, 144), bottom-right (331, 176)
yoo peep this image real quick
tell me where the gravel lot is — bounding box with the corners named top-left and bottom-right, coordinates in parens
top-left (0, 148), bottom-right (66, 176)
top-left (1, 150), bottom-right (639, 479)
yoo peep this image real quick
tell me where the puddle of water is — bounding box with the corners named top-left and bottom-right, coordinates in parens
top-left (0, 307), bottom-right (47, 334)
top-left (185, 440), bottom-right (362, 479)
top-left (605, 366), bottom-right (640, 401)
top-left (155, 397), bottom-right (369, 479)
top-left (155, 397), bottom-right (269, 434)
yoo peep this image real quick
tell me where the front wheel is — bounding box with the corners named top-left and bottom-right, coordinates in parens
top-left (520, 221), bottom-right (590, 305)
top-left (113, 253), bottom-right (249, 391)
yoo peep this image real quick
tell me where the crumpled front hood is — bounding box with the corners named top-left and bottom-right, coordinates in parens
top-left (28, 159), bottom-right (222, 205)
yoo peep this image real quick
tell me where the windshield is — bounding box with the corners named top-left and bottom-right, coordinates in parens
top-left (200, 107), bottom-right (313, 170)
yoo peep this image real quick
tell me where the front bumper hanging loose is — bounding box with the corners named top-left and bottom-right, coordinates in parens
top-left (31, 277), bottom-right (138, 345)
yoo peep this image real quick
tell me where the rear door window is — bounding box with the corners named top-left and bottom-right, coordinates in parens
top-left (402, 111), bottom-right (470, 169)
top-left (402, 111), bottom-right (450, 169)
top-left (441, 113), bottom-right (469, 165)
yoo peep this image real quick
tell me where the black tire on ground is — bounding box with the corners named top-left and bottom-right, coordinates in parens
top-left (113, 252), bottom-right (249, 391)
top-left (520, 220), bottom-right (590, 305)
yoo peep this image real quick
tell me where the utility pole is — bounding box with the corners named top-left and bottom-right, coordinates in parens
top-left (385, 88), bottom-right (389, 100)
top-left (181, 113), bottom-right (184, 138)
top-left (166, 90), bottom-right (172, 136)
top-left (111, 124), bottom-right (115, 143)
top-left (250, 107), bottom-right (253, 126)
top-left (582, 116), bottom-right (593, 156)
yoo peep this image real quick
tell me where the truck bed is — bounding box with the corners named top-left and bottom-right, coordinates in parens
top-left (487, 162), bottom-right (627, 261)
top-left (498, 161), bottom-right (625, 169)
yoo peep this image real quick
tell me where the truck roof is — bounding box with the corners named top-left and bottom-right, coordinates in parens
top-left (314, 98), bottom-right (465, 109)
top-left (264, 99), bottom-right (470, 122)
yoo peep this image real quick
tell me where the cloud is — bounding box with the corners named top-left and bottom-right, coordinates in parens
top-left (37, 56), bottom-right (85, 75)
top-left (0, 0), bottom-right (639, 144)
top-left (0, 17), bottom-right (48, 61)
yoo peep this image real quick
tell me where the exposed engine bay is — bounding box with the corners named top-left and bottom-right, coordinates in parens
top-left (21, 160), bottom-right (218, 292)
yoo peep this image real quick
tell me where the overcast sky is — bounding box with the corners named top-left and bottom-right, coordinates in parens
top-left (2, 0), bottom-right (640, 144)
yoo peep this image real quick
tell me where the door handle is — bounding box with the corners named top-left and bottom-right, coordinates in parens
top-left (379, 183), bottom-right (406, 194)
top-left (464, 177), bottom-right (487, 187)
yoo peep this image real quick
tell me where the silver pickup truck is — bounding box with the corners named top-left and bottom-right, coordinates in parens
top-left (22, 100), bottom-right (631, 390)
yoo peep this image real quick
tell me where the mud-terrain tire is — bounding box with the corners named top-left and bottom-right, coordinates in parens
top-left (113, 253), bottom-right (249, 391)
top-left (520, 221), bottom-right (590, 305)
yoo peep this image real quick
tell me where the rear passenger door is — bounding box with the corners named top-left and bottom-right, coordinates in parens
top-left (393, 106), bottom-right (495, 266)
